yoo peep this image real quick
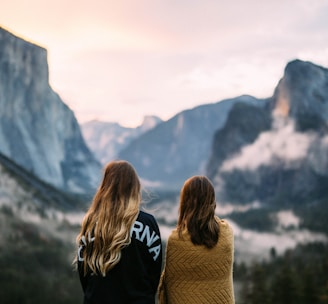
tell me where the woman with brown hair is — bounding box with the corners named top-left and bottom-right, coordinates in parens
top-left (158, 175), bottom-right (235, 304)
top-left (75, 160), bottom-right (162, 304)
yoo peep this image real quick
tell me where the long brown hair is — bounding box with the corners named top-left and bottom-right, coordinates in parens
top-left (177, 175), bottom-right (219, 248)
top-left (76, 160), bottom-right (141, 276)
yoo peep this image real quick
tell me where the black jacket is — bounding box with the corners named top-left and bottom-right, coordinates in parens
top-left (78, 210), bottom-right (162, 304)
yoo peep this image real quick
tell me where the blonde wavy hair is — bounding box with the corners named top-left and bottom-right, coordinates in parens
top-left (76, 160), bottom-right (141, 276)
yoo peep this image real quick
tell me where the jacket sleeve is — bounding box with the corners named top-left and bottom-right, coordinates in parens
top-left (78, 259), bottom-right (88, 292)
top-left (150, 217), bottom-right (163, 293)
top-left (137, 211), bottom-right (163, 293)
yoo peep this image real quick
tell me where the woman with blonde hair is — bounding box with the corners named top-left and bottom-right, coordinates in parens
top-left (76, 160), bottom-right (162, 304)
top-left (158, 175), bottom-right (235, 304)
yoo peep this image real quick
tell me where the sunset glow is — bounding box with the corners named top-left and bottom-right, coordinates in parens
top-left (1, 0), bottom-right (328, 126)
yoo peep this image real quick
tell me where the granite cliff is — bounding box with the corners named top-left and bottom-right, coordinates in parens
top-left (208, 60), bottom-right (328, 205)
top-left (0, 27), bottom-right (101, 194)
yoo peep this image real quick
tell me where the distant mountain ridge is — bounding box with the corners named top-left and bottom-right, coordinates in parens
top-left (118, 95), bottom-right (268, 189)
top-left (0, 27), bottom-right (101, 194)
top-left (81, 115), bottom-right (162, 164)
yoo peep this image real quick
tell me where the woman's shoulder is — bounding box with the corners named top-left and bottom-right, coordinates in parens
top-left (167, 218), bottom-right (233, 236)
top-left (137, 210), bottom-right (159, 228)
top-left (216, 217), bottom-right (234, 236)
top-left (167, 228), bottom-right (192, 244)
top-left (216, 217), bottom-right (230, 225)
top-left (168, 228), bottom-right (178, 237)
top-left (138, 209), bottom-right (154, 220)
top-left (166, 228), bottom-right (181, 242)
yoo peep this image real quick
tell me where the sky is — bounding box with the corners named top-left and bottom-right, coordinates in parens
top-left (1, 0), bottom-right (328, 127)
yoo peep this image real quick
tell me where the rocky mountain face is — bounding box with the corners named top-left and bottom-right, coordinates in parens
top-left (0, 151), bottom-right (87, 212)
top-left (81, 115), bottom-right (162, 164)
top-left (206, 102), bottom-right (272, 179)
top-left (118, 95), bottom-right (267, 189)
top-left (270, 59), bottom-right (328, 132)
top-left (208, 60), bottom-right (328, 205)
top-left (0, 27), bottom-right (101, 194)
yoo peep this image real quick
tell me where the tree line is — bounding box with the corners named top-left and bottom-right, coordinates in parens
top-left (234, 242), bottom-right (328, 303)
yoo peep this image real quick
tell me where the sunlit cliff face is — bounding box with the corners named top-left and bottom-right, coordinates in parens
top-left (273, 79), bottom-right (290, 118)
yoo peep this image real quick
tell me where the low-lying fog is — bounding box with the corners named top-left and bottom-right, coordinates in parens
top-left (4, 196), bottom-right (327, 264)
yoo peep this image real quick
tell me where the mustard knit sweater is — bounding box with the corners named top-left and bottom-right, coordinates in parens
top-left (158, 218), bottom-right (235, 304)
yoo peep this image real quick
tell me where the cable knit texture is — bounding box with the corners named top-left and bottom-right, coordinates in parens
top-left (158, 218), bottom-right (235, 304)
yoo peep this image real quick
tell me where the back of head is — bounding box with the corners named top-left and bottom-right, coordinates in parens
top-left (97, 160), bottom-right (141, 208)
top-left (77, 160), bottom-right (141, 276)
top-left (177, 175), bottom-right (219, 248)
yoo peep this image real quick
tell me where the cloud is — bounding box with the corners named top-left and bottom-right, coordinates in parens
top-left (221, 119), bottom-right (316, 172)
top-left (308, 135), bottom-right (328, 175)
top-left (230, 219), bottom-right (327, 262)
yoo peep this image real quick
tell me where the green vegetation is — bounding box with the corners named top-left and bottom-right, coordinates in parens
top-left (1, 191), bottom-right (327, 303)
top-left (234, 242), bottom-right (328, 304)
top-left (226, 195), bottom-right (328, 235)
top-left (228, 208), bottom-right (276, 232)
top-left (295, 199), bottom-right (328, 234)
top-left (0, 216), bottom-right (82, 304)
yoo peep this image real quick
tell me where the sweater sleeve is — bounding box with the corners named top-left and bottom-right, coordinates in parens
top-left (158, 270), bottom-right (167, 304)
top-left (157, 232), bottom-right (174, 304)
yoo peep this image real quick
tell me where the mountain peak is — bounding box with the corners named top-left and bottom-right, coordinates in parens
top-left (138, 115), bottom-right (163, 132)
top-left (272, 59), bottom-right (328, 131)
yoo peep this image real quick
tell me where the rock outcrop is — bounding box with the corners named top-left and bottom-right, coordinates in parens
top-left (208, 60), bottom-right (328, 205)
top-left (0, 27), bottom-right (101, 194)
